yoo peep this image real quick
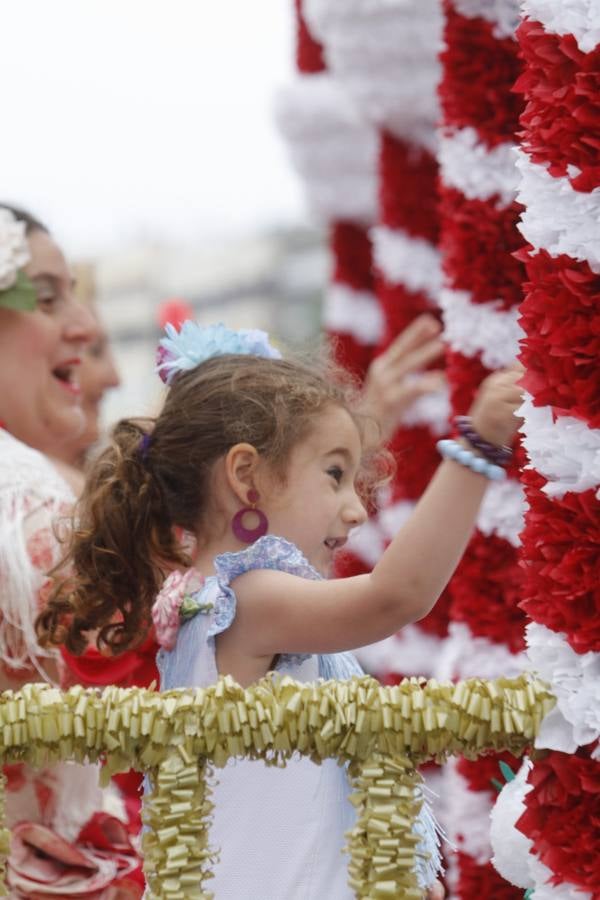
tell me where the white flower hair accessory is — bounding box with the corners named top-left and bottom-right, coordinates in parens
top-left (0, 208), bottom-right (36, 311)
top-left (156, 320), bottom-right (282, 385)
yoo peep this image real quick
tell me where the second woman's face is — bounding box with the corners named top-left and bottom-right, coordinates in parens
top-left (0, 228), bottom-right (96, 455)
top-left (75, 320), bottom-right (121, 451)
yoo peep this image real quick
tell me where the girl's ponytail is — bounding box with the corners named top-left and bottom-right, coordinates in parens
top-left (37, 418), bottom-right (190, 656)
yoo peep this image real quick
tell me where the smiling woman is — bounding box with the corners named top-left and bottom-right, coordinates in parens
top-left (0, 207), bottom-right (94, 456)
top-left (0, 206), bottom-right (143, 898)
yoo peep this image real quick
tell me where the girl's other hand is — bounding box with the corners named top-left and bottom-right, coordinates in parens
top-left (468, 364), bottom-right (524, 448)
top-left (361, 314), bottom-right (446, 441)
top-left (427, 879), bottom-right (445, 899)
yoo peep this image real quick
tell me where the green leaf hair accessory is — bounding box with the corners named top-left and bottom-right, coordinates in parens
top-left (0, 209), bottom-right (36, 312)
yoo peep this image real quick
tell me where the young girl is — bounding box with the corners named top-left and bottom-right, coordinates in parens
top-left (39, 322), bottom-right (523, 900)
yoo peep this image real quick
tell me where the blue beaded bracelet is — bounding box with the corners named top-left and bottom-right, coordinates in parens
top-left (436, 438), bottom-right (506, 481)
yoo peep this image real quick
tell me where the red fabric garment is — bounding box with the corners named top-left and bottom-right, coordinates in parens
top-left (9, 817), bottom-right (141, 899)
top-left (60, 635), bottom-right (159, 847)
top-left (60, 634), bottom-right (159, 690)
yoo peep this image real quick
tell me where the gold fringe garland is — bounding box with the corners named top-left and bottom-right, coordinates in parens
top-left (142, 749), bottom-right (216, 899)
top-left (0, 675), bottom-right (555, 898)
top-left (0, 771), bottom-right (7, 899)
top-left (346, 753), bottom-right (426, 899)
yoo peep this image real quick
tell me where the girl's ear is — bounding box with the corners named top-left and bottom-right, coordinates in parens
top-left (224, 443), bottom-right (261, 504)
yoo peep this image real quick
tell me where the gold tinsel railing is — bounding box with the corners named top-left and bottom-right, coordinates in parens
top-left (0, 674), bottom-right (555, 898)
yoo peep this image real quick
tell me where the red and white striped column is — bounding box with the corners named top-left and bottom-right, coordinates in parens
top-left (274, 1), bottom-right (380, 383)
top-left (490, 5), bottom-right (600, 896)
top-left (437, 2), bottom-right (530, 897)
top-left (304, 0), bottom-right (453, 681)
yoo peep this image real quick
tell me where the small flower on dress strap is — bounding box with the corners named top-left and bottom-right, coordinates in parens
top-left (152, 569), bottom-right (207, 650)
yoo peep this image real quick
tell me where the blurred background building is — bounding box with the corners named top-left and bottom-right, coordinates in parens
top-left (77, 225), bottom-right (326, 423)
top-left (0, 0), bottom-right (321, 427)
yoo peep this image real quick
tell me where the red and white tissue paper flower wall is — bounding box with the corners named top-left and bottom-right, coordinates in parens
top-left (274, 0), bottom-right (380, 383)
top-left (490, 3), bottom-right (600, 897)
top-left (303, 0), bottom-right (453, 683)
top-left (437, 2), bottom-right (532, 897)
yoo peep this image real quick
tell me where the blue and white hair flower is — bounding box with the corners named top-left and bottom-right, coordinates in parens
top-left (156, 320), bottom-right (282, 385)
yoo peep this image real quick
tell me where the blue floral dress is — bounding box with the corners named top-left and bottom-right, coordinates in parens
top-left (156, 535), bottom-right (440, 899)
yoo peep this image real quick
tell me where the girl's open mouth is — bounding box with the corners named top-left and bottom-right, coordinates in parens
top-left (324, 537), bottom-right (347, 551)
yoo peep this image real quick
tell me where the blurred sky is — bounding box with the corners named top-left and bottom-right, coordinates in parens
top-left (0, 1), bottom-right (305, 257)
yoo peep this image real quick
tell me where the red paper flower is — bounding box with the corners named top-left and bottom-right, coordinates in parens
top-left (294, 0), bottom-right (326, 74)
top-left (388, 425), bottom-right (441, 501)
top-left (330, 222), bottom-right (375, 293)
top-left (333, 549), bottom-right (371, 580)
top-left (325, 222), bottom-right (376, 382)
top-left (440, 2), bottom-right (523, 146)
top-left (516, 19), bottom-right (600, 193)
top-left (374, 280), bottom-right (437, 352)
top-left (517, 748), bottom-right (600, 894)
top-left (446, 349), bottom-right (492, 418)
top-left (519, 470), bottom-right (600, 654)
top-left (518, 248), bottom-right (600, 427)
top-left (457, 750), bottom-right (526, 798)
top-left (453, 853), bottom-right (524, 899)
top-left (439, 187), bottom-right (526, 309)
top-left (328, 331), bottom-right (373, 383)
top-left (418, 585), bottom-right (452, 639)
top-left (379, 133), bottom-right (439, 242)
top-left (449, 530), bottom-right (527, 653)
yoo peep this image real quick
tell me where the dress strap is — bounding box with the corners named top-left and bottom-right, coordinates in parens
top-left (213, 534), bottom-right (322, 585)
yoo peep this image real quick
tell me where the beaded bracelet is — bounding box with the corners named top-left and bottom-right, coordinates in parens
top-left (436, 438), bottom-right (506, 481)
top-left (454, 415), bottom-right (512, 467)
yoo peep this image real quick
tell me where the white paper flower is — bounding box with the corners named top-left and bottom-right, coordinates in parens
top-left (516, 151), bottom-right (600, 274)
top-left (439, 287), bottom-right (523, 369)
top-left (490, 758), bottom-right (535, 889)
top-left (439, 127), bottom-right (519, 207)
top-left (527, 623), bottom-right (600, 753)
top-left (323, 283), bottom-right (383, 344)
top-left (274, 73), bottom-right (378, 224)
top-left (476, 477), bottom-right (527, 547)
top-left (527, 856), bottom-right (593, 899)
top-left (304, 0), bottom-right (443, 145)
top-left (372, 225), bottom-right (443, 303)
top-left (518, 394), bottom-right (600, 499)
top-left (0, 209), bottom-right (30, 291)
top-left (522, 0), bottom-right (600, 53)
top-left (453, 0), bottom-right (520, 40)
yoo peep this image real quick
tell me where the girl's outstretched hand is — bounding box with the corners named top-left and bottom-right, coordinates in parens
top-left (361, 314), bottom-right (446, 441)
top-left (467, 364), bottom-right (524, 448)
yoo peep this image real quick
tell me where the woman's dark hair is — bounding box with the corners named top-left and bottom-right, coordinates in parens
top-left (0, 204), bottom-right (49, 234)
top-left (36, 351), bottom-right (391, 656)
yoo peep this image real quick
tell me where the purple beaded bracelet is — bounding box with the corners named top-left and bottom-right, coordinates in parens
top-left (454, 416), bottom-right (512, 467)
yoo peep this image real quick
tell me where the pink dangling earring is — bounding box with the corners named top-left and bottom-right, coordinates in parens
top-left (231, 489), bottom-right (269, 544)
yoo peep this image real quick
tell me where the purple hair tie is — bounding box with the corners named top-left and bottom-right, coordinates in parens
top-left (139, 433), bottom-right (152, 462)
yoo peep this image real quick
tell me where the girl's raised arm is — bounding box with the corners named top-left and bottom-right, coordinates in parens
top-left (226, 368), bottom-right (522, 658)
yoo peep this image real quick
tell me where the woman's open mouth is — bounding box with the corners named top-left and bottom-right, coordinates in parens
top-left (52, 359), bottom-right (82, 396)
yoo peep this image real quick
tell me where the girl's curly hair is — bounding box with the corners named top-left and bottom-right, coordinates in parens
top-left (36, 350), bottom-right (392, 656)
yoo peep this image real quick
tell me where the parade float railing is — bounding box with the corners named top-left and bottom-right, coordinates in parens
top-left (0, 675), bottom-right (554, 899)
